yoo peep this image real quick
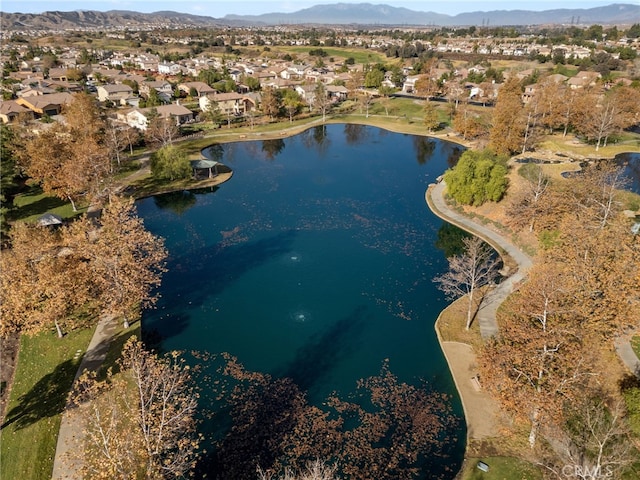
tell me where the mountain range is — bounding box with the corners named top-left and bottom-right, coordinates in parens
top-left (2, 3), bottom-right (640, 30)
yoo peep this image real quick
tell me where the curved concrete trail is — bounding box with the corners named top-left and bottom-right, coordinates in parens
top-left (52, 315), bottom-right (118, 480)
top-left (427, 181), bottom-right (533, 338)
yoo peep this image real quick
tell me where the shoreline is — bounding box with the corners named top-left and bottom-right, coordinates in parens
top-left (52, 120), bottom-right (638, 479)
top-left (425, 185), bottom-right (504, 444)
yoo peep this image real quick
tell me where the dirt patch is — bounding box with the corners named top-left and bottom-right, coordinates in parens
top-left (0, 332), bottom-right (20, 421)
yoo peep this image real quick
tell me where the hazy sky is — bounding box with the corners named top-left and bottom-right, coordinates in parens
top-left (1, 0), bottom-right (627, 17)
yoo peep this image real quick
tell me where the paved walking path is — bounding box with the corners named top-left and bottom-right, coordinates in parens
top-left (427, 180), bottom-right (533, 338)
top-left (426, 180), bottom-right (534, 443)
top-left (439, 341), bottom-right (503, 440)
top-left (426, 180), bottom-right (640, 447)
top-left (52, 315), bottom-right (119, 480)
top-left (615, 336), bottom-right (640, 378)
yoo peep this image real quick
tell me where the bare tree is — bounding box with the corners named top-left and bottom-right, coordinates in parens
top-left (73, 338), bottom-right (201, 479)
top-left (313, 82), bottom-right (331, 122)
top-left (543, 396), bottom-right (636, 480)
top-left (145, 113), bottom-right (179, 148)
top-left (572, 161), bottom-right (630, 231)
top-left (104, 121), bottom-right (129, 171)
top-left (433, 236), bottom-right (501, 330)
top-left (257, 459), bottom-right (339, 480)
top-left (508, 163), bottom-right (551, 233)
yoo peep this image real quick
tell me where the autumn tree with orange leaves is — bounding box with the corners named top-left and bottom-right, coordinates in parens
top-left (16, 93), bottom-right (112, 211)
top-left (0, 196), bottom-right (166, 338)
top-left (87, 196), bottom-right (167, 329)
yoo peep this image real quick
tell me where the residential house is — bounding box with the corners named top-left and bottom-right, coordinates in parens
top-left (119, 103), bottom-right (194, 131)
top-left (18, 83), bottom-right (58, 97)
top-left (178, 81), bottom-right (216, 98)
top-left (48, 68), bottom-right (69, 81)
top-left (0, 100), bottom-right (34, 123)
top-left (281, 65), bottom-right (311, 80)
top-left (96, 84), bottom-right (137, 106)
top-left (200, 92), bottom-right (255, 116)
top-left (326, 85), bottom-right (349, 101)
top-left (140, 80), bottom-right (174, 103)
top-left (295, 84), bottom-right (318, 105)
top-left (16, 92), bottom-right (74, 117)
top-left (567, 71), bottom-right (601, 89)
top-left (402, 74), bottom-right (425, 94)
top-left (260, 77), bottom-right (298, 90)
top-left (158, 62), bottom-right (183, 75)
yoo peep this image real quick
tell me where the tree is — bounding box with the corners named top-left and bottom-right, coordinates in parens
top-left (88, 196), bottom-right (167, 329)
top-left (0, 220), bottom-right (97, 338)
top-left (570, 161), bottom-right (630, 231)
top-left (150, 145), bottom-right (191, 182)
top-left (282, 89), bottom-right (303, 123)
top-left (507, 163), bottom-right (551, 232)
top-left (73, 338), bottom-right (201, 479)
top-left (488, 76), bottom-right (526, 156)
top-left (364, 67), bottom-right (384, 88)
top-left (434, 236), bottom-right (501, 330)
top-left (0, 124), bottom-right (20, 239)
top-left (145, 113), bottom-right (179, 147)
top-left (551, 395), bottom-right (636, 480)
top-left (451, 104), bottom-right (489, 140)
top-left (257, 459), bottom-right (339, 480)
top-left (121, 125), bottom-right (141, 156)
top-left (261, 86), bottom-right (281, 120)
top-left (312, 82), bottom-right (330, 122)
top-left (145, 87), bottom-right (162, 107)
top-left (479, 262), bottom-right (588, 448)
top-left (414, 75), bottom-right (438, 100)
top-left (535, 77), bottom-right (567, 135)
top-left (423, 102), bottom-right (440, 133)
top-left (104, 121), bottom-right (129, 171)
top-left (444, 78), bottom-right (466, 112)
top-left (443, 149), bottom-right (509, 206)
top-left (17, 93), bottom-right (112, 210)
top-left (574, 86), bottom-right (640, 151)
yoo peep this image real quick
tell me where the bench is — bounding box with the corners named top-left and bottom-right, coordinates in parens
top-left (471, 375), bottom-right (482, 392)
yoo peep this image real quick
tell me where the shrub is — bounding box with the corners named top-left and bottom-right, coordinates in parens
top-left (443, 149), bottom-right (509, 206)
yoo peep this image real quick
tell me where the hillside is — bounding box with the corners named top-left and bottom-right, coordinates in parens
top-left (2, 3), bottom-right (640, 30)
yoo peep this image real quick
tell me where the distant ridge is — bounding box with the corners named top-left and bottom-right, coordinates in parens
top-left (2, 3), bottom-right (639, 30)
top-left (224, 3), bottom-right (640, 26)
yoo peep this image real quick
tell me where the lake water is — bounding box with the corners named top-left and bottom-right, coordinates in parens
top-left (616, 152), bottom-right (640, 194)
top-left (137, 124), bottom-right (466, 477)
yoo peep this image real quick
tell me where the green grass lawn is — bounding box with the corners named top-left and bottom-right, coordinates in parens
top-left (0, 327), bottom-right (94, 480)
top-left (632, 336), bottom-right (640, 359)
top-left (460, 457), bottom-right (542, 480)
top-left (9, 184), bottom-right (87, 223)
top-left (277, 45), bottom-right (389, 65)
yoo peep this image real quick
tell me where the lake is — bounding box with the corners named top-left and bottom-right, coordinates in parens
top-left (137, 124), bottom-right (466, 478)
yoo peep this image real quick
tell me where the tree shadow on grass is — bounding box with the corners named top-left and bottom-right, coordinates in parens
top-left (9, 195), bottom-right (69, 222)
top-left (0, 359), bottom-right (77, 431)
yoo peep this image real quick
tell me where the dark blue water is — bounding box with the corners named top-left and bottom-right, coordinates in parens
top-left (616, 152), bottom-right (640, 194)
top-left (137, 124), bottom-right (466, 477)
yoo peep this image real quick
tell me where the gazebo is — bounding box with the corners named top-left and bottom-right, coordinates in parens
top-left (38, 212), bottom-right (63, 227)
top-left (190, 158), bottom-right (220, 179)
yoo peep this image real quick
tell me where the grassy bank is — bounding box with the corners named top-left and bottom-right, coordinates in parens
top-left (0, 328), bottom-right (94, 480)
top-left (0, 320), bottom-right (140, 480)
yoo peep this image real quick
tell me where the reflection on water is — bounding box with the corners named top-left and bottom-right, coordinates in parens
top-left (616, 152), bottom-right (640, 194)
top-left (138, 124), bottom-right (466, 478)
